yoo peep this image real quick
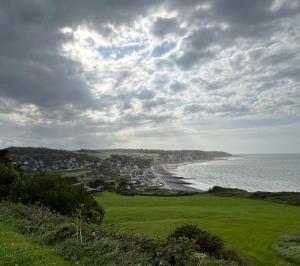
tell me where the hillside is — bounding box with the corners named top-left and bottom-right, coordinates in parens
top-left (0, 201), bottom-right (239, 266)
top-left (78, 148), bottom-right (232, 162)
top-left (6, 147), bottom-right (232, 169)
top-left (7, 147), bottom-right (102, 172)
top-left (0, 223), bottom-right (68, 266)
top-left (98, 192), bottom-right (300, 266)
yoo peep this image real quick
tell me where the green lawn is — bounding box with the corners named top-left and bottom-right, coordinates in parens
top-left (97, 193), bottom-right (300, 266)
top-left (0, 223), bottom-right (68, 266)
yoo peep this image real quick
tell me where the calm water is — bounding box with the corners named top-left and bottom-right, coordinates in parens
top-left (167, 154), bottom-right (300, 192)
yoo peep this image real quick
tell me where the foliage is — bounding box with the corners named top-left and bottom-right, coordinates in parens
top-left (0, 148), bottom-right (11, 165)
top-left (0, 164), bottom-right (20, 200)
top-left (138, 187), bottom-right (198, 196)
top-left (0, 223), bottom-right (68, 266)
top-left (0, 163), bottom-right (104, 224)
top-left (7, 146), bottom-right (101, 166)
top-left (0, 202), bottom-right (238, 266)
top-left (115, 176), bottom-right (130, 193)
top-left (168, 225), bottom-right (224, 257)
top-left (208, 186), bottom-right (250, 197)
top-left (86, 179), bottom-right (115, 192)
top-left (98, 192), bottom-right (300, 265)
top-left (273, 232), bottom-right (300, 264)
top-left (9, 173), bottom-right (104, 223)
top-left (209, 186), bottom-right (300, 206)
top-left (250, 191), bottom-right (300, 206)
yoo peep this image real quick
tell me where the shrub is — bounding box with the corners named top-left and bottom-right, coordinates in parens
top-left (208, 186), bottom-right (249, 197)
top-left (115, 176), bottom-right (130, 193)
top-left (168, 224), bottom-right (224, 257)
top-left (0, 148), bottom-right (10, 165)
top-left (250, 191), bottom-right (300, 206)
top-left (0, 202), bottom-right (239, 266)
top-left (161, 237), bottom-right (198, 265)
top-left (273, 232), bottom-right (300, 265)
top-left (169, 225), bottom-right (245, 265)
top-left (0, 164), bottom-right (20, 200)
top-left (221, 248), bottom-right (245, 265)
top-left (10, 173), bottom-right (104, 223)
top-left (43, 223), bottom-right (77, 245)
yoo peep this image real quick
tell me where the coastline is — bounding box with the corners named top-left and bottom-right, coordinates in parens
top-left (155, 154), bottom-right (300, 193)
top-left (152, 157), bottom-right (232, 192)
top-left (152, 162), bottom-right (202, 192)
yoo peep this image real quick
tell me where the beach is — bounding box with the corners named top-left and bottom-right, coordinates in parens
top-left (152, 162), bottom-right (200, 192)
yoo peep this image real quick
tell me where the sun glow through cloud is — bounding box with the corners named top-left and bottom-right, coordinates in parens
top-left (0, 1), bottom-right (300, 152)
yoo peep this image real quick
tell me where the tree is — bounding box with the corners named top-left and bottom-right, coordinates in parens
top-left (10, 173), bottom-right (105, 224)
top-left (115, 176), bottom-right (130, 193)
top-left (0, 149), bottom-right (10, 166)
top-left (0, 164), bottom-right (20, 200)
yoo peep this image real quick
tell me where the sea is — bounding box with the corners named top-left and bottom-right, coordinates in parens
top-left (166, 154), bottom-right (300, 192)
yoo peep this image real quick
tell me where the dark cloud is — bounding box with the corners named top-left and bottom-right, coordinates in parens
top-left (213, 0), bottom-right (300, 26)
top-left (213, 0), bottom-right (274, 25)
top-left (187, 27), bottom-right (222, 51)
top-left (169, 0), bottom-right (300, 69)
top-left (174, 50), bottom-right (212, 70)
top-left (151, 17), bottom-right (180, 37)
top-left (0, 54), bottom-right (97, 110)
top-left (169, 81), bottom-right (187, 93)
top-left (0, 0), bottom-right (164, 111)
top-left (0, 0), bottom-right (299, 150)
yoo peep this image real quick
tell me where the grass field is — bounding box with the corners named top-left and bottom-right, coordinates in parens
top-left (0, 223), bottom-right (68, 266)
top-left (97, 193), bottom-right (300, 266)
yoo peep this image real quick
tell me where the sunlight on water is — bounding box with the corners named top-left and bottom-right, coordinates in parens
top-left (167, 154), bottom-right (300, 192)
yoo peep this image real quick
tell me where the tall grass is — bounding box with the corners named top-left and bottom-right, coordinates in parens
top-left (273, 232), bottom-right (300, 264)
top-left (0, 201), bottom-right (239, 266)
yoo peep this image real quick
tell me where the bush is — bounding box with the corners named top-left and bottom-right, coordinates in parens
top-left (208, 186), bottom-right (249, 197)
top-left (161, 237), bottom-right (198, 265)
top-left (273, 232), bottom-right (300, 265)
top-left (209, 186), bottom-right (300, 206)
top-left (0, 202), bottom-right (240, 266)
top-left (221, 248), bottom-right (245, 265)
top-left (115, 176), bottom-right (130, 193)
top-left (250, 191), bottom-right (300, 206)
top-left (9, 173), bottom-right (104, 223)
top-left (0, 165), bottom-right (20, 200)
top-left (43, 223), bottom-right (77, 245)
top-left (168, 224), bottom-right (224, 256)
top-left (0, 148), bottom-right (10, 165)
top-left (168, 225), bottom-right (245, 265)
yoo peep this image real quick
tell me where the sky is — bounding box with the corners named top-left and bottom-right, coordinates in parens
top-left (0, 0), bottom-right (300, 154)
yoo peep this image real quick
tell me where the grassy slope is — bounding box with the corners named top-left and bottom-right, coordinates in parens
top-left (97, 193), bottom-right (300, 266)
top-left (0, 223), bottom-right (68, 266)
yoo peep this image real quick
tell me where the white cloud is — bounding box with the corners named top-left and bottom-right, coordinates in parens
top-left (0, 0), bottom-right (300, 152)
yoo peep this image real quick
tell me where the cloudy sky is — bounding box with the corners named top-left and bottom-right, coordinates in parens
top-left (0, 0), bottom-right (300, 153)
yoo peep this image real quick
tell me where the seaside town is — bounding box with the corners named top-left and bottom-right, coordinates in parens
top-left (6, 147), bottom-right (231, 194)
top-left (7, 147), bottom-right (166, 193)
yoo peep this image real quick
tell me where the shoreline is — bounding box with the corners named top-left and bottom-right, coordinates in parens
top-left (152, 162), bottom-right (202, 192)
top-left (153, 155), bottom-right (300, 193)
top-left (152, 157), bottom-right (233, 192)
